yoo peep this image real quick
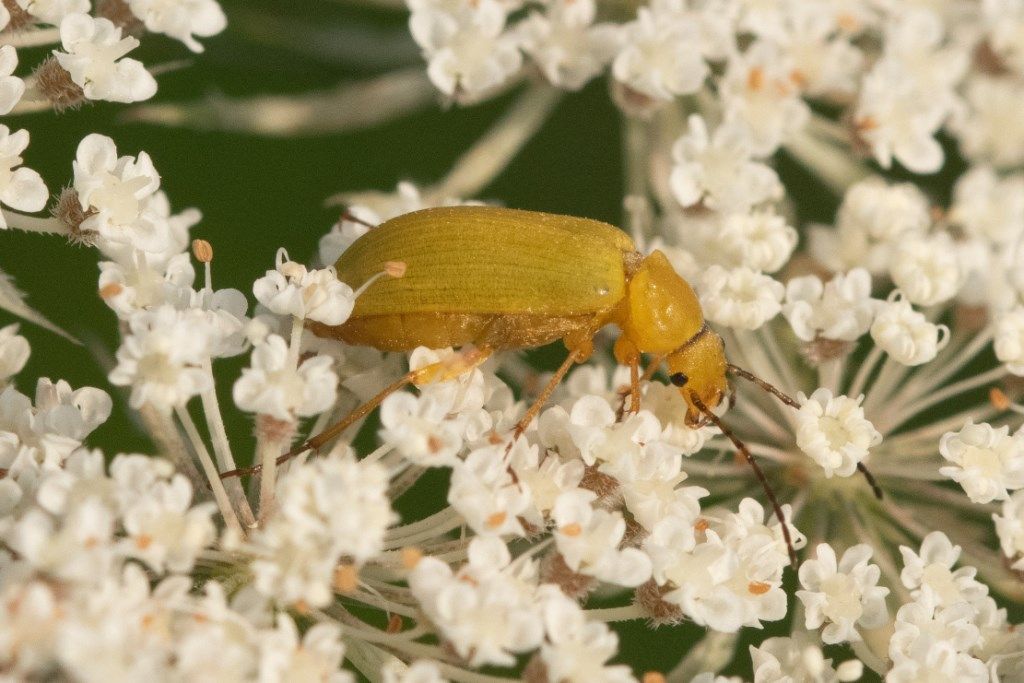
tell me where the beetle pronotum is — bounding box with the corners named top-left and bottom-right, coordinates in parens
top-left (224, 206), bottom-right (882, 565)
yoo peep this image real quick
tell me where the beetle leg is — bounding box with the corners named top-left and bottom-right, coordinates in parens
top-left (506, 347), bottom-right (584, 451)
top-left (221, 346), bottom-right (493, 479)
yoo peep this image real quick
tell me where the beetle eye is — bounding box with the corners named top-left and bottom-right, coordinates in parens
top-left (670, 372), bottom-right (688, 387)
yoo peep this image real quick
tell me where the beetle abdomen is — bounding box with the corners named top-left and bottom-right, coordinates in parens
top-left (335, 206), bottom-right (635, 318)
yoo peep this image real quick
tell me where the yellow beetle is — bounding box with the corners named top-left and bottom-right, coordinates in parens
top-left (308, 205), bottom-right (729, 429)
top-left (228, 205), bottom-right (877, 564)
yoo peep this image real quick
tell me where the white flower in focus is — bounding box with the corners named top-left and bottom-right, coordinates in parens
top-left (698, 265), bottom-right (784, 330)
top-left (408, 0), bottom-right (521, 97)
top-left (127, 0), bottom-right (227, 53)
top-left (276, 450), bottom-right (396, 565)
top-left (639, 381), bottom-right (717, 454)
top-left (518, 0), bottom-right (621, 91)
top-left (995, 306), bottom-right (1024, 375)
top-left (794, 389), bottom-right (880, 478)
top-left (111, 454), bottom-right (216, 573)
top-left (15, 0), bottom-right (88, 24)
top-left (552, 488), bottom-right (652, 587)
top-left (938, 421), bottom-right (1024, 504)
top-left (783, 269), bottom-right (878, 343)
top-left (888, 591), bottom-right (985, 676)
top-left (109, 305), bottom-right (214, 411)
top-left (408, 537), bottom-right (545, 667)
top-left (54, 14), bottom-right (158, 103)
top-left (259, 615), bottom-right (351, 683)
top-left (994, 489), bottom-right (1024, 570)
top-left (720, 41), bottom-right (810, 156)
top-left (870, 293), bottom-right (949, 366)
top-left (612, 2), bottom-right (708, 101)
top-left (380, 391), bottom-right (464, 467)
top-left (537, 588), bottom-right (636, 683)
top-left (233, 334), bottom-right (337, 421)
top-left (714, 209), bottom-right (797, 274)
top-left (0, 45), bottom-right (25, 115)
top-left (750, 637), bottom-right (861, 683)
top-left (253, 249), bottom-right (357, 325)
top-left (448, 443), bottom-right (531, 537)
top-left (899, 532), bottom-right (988, 606)
top-left (890, 233), bottom-right (965, 306)
top-left (812, 177), bottom-right (931, 274)
top-left (796, 543), bottom-right (889, 644)
top-left (0, 324), bottom-right (29, 382)
top-left (669, 115), bottom-right (783, 212)
top-left (0, 126), bottom-right (48, 226)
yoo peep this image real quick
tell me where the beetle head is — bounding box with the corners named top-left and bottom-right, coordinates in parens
top-left (666, 328), bottom-right (729, 427)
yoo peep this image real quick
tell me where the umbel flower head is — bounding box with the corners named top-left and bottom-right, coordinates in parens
top-left (7, 0), bottom-right (1024, 681)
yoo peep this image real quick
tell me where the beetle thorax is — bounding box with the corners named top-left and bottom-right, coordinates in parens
top-left (619, 250), bottom-right (706, 354)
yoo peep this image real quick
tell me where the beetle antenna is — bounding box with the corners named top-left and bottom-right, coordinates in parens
top-left (726, 363), bottom-right (884, 501)
top-left (726, 363), bottom-right (799, 407)
top-left (691, 393), bottom-right (799, 568)
top-left (340, 209), bottom-right (378, 229)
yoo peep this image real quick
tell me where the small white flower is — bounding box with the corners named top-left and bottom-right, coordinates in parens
top-left (381, 660), bottom-right (446, 683)
top-left (112, 454), bottom-right (216, 574)
top-left (538, 589), bottom-right (636, 683)
top-left (97, 252), bottom-right (195, 319)
top-left (233, 334), bottom-right (337, 421)
top-left (712, 209), bottom-right (796, 274)
top-left (796, 543), bottom-right (889, 644)
top-left (408, 537), bottom-right (544, 667)
top-left (552, 488), bottom-right (652, 587)
top-left (949, 166), bottom-right (1024, 246)
top-left (994, 489), bottom-right (1024, 570)
top-left (939, 421), bottom-right (1024, 504)
top-left (795, 389), bottom-right (880, 478)
top-left (253, 249), bottom-right (357, 325)
top-left (15, 0), bottom-right (89, 25)
top-left (890, 233), bottom-right (965, 307)
top-left (0, 45), bottom-right (25, 115)
top-left (274, 451), bottom-right (396, 565)
top-left (379, 391), bottom-right (464, 467)
top-left (720, 41), bottom-right (810, 156)
top-left (259, 615), bottom-right (351, 683)
top-left (995, 306), bottom-right (1024, 375)
top-left (109, 305), bottom-right (214, 411)
top-left (669, 115), bottom-right (783, 213)
top-left (54, 14), bottom-right (158, 103)
top-left (750, 636), bottom-right (861, 683)
top-left (448, 443), bottom-right (531, 537)
top-left (611, 2), bottom-right (708, 102)
top-left (0, 324), bottom-right (29, 382)
top-left (951, 75), bottom-right (1024, 169)
top-left (699, 265), bottom-right (784, 330)
top-left (0, 126), bottom-right (48, 225)
top-left (318, 208), bottom-right (376, 266)
top-left (889, 590), bottom-right (984, 666)
top-left (899, 531), bottom-right (988, 606)
top-left (517, 0), bottom-right (621, 91)
top-left (127, 0), bottom-right (227, 53)
top-left (886, 641), bottom-right (988, 683)
top-left (783, 269), bottom-right (879, 342)
top-left (408, 0), bottom-right (521, 97)
top-left (870, 293), bottom-right (949, 366)
top-left (812, 177), bottom-right (931, 274)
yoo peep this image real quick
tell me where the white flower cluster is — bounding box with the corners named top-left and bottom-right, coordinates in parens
top-left (236, 449), bottom-right (396, 608)
top-left (887, 532), bottom-right (1024, 681)
top-left (410, 536), bottom-right (633, 679)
